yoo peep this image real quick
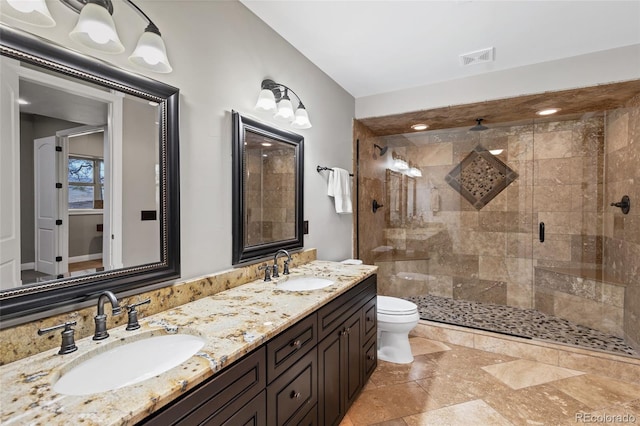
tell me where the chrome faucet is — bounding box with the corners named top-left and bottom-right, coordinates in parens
top-left (93, 291), bottom-right (122, 340)
top-left (272, 249), bottom-right (291, 278)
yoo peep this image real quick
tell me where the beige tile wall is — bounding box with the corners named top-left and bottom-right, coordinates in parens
top-left (356, 114), bottom-right (631, 341)
top-left (603, 98), bottom-right (640, 351)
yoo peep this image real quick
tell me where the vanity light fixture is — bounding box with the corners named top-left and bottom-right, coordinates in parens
top-left (255, 79), bottom-right (312, 129)
top-left (411, 123), bottom-right (428, 131)
top-left (536, 108), bottom-right (560, 116)
top-left (408, 167), bottom-right (422, 177)
top-left (4, 0), bottom-right (55, 27)
top-left (4, 0), bottom-right (173, 73)
top-left (393, 158), bottom-right (409, 171)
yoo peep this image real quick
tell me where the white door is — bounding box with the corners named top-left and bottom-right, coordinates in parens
top-left (34, 136), bottom-right (64, 275)
top-left (0, 57), bottom-right (21, 289)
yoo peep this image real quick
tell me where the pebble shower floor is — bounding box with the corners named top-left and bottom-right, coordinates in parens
top-left (405, 294), bottom-right (638, 357)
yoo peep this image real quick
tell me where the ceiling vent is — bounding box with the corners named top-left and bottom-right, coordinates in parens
top-left (459, 47), bottom-right (495, 66)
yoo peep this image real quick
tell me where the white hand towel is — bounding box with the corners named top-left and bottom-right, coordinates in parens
top-left (327, 167), bottom-right (352, 214)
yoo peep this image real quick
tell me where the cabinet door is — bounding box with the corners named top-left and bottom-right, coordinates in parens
top-left (344, 310), bottom-right (363, 408)
top-left (317, 328), bottom-right (344, 426)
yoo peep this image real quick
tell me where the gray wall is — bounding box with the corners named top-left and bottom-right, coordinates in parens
top-left (7, 1), bottom-right (356, 283)
top-left (122, 96), bottom-right (160, 266)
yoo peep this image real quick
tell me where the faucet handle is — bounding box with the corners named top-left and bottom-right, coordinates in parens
top-left (272, 263), bottom-right (279, 278)
top-left (283, 260), bottom-right (290, 275)
top-left (38, 321), bottom-right (78, 355)
top-left (258, 264), bottom-right (271, 282)
top-left (126, 298), bottom-right (151, 331)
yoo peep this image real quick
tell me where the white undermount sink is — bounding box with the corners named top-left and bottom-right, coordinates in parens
top-left (276, 275), bottom-right (335, 291)
top-left (53, 334), bottom-right (205, 395)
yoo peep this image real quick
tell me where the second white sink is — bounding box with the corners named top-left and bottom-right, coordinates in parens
top-left (53, 333), bottom-right (205, 395)
top-left (276, 275), bottom-right (335, 291)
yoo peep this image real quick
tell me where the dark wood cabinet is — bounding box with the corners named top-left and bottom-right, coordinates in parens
top-left (141, 347), bottom-right (266, 426)
top-left (318, 275), bottom-right (377, 426)
top-left (139, 274), bottom-right (376, 426)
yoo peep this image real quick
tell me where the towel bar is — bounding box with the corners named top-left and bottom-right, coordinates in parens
top-left (316, 165), bottom-right (354, 177)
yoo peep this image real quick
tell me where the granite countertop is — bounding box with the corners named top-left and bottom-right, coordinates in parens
top-left (0, 260), bottom-right (377, 425)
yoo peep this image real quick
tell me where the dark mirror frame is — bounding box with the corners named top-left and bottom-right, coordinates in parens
top-left (0, 25), bottom-right (180, 322)
top-left (232, 111), bottom-right (304, 264)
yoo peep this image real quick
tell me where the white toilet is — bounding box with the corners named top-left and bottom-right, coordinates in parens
top-left (377, 295), bottom-right (420, 364)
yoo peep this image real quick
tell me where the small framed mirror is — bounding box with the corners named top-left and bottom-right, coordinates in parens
top-left (232, 111), bottom-right (304, 264)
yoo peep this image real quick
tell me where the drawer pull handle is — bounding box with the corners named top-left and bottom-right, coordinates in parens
top-left (366, 316), bottom-right (372, 322)
top-left (345, 327), bottom-right (351, 334)
top-left (290, 391), bottom-right (301, 399)
top-left (367, 355), bottom-right (375, 360)
top-left (340, 329), bottom-right (346, 336)
top-left (290, 340), bottom-right (301, 348)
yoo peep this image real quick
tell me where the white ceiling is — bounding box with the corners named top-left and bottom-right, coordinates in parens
top-left (240, 1), bottom-right (640, 98)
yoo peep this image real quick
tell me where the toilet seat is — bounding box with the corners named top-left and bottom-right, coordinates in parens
top-left (377, 295), bottom-right (418, 315)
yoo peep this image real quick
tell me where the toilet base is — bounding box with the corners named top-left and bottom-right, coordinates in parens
top-left (377, 330), bottom-right (414, 364)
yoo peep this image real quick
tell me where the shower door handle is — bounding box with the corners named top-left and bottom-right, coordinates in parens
top-left (539, 222), bottom-right (545, 243)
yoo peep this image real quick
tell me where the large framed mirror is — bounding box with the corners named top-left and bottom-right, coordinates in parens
top-left (232, 111), bottom-right (304, 264)
top-left (0, 25), bottom-right (180, 323)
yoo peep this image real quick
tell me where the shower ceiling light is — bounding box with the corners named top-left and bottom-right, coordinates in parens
top-left (411, 123), bottom-right (428, 131)
top-left (536, 108), bottom-right (561, 116)
top-left (255, 79), bottom-right (312, 129)
top-left (489, 149), bottom-right (504, 155)
top-left (5, 0), bottom-right (173, 73)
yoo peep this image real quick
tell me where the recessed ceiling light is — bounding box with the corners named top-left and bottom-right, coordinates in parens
top-left (536, 108), bottom-right (560, 116)
top-left (411, 123), bottom-right (428, 131)
top-left (489, 149), bottom-right (504, 155)
top-left (261, 142), bottom-right (272, 147)
top-left (18, 98), bottom-right (30, 105)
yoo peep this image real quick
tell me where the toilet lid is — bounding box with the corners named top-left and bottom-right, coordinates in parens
top-left (377, 295), bottom-right (418, 315)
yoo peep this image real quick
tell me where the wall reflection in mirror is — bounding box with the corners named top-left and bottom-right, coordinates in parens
top-left (4, 59), bottom-right (161, 290)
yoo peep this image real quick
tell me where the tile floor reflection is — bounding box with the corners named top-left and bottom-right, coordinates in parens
top-left (341, 337), bottom-right (640, 425)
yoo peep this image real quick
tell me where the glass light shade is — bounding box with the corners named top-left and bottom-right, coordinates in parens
top-left (5, 0), bottom-right (55, 27)
top-left (291, 107), bottom-right (312, 129)
top-left (274, 97), bottom-right (294, 122)
top-left (394, 159), bottom-right (408, 170)
top-left (408, 167), bottom-right (422, 177)
top-left (129, 31), bottom-right (172, 73)
top-left (69, 2), bottom-right (124, 54)
top-left (255, 89), bottom-right (277, 112)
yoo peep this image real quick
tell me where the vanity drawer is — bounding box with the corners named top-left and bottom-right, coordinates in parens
top-left (363, 336), bottom-right (377, 382)
top-left (267, 347), bottom-right (317, 426)
top-left (267, 313), bottom-right (317, 383)
top-left (318, 275), bottom-right (376, 340)
top-left (142, 347), bottom-right (266, 425)
top-left (363, 296), bottom-right (377, 343)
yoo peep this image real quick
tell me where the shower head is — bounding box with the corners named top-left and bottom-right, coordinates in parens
top-left (374, 144), bottom-right (388, 156)
top-left (470, 118), bottom-right (488, 131)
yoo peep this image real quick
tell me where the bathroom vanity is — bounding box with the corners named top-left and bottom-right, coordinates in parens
top-left (142, 274), bottom-right (376, 425)
top-left (0, 261), bottom-right (377, 425)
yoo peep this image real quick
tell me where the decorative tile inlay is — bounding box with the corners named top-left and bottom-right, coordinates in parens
top-left (445, 144), bottom-right (518, 209)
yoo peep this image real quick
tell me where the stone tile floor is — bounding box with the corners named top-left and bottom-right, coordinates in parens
top-left (341, 337), bottom-right (640, 426)
top-left (406, 294), bottom-right (638, 357)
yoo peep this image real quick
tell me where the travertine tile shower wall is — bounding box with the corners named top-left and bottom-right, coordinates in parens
top-left (604, 99), bottom-right (640, 350)
top-left (356, 115), bottom-right (622, 333)
top-left (246, 148), bottom-right (296, 245)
